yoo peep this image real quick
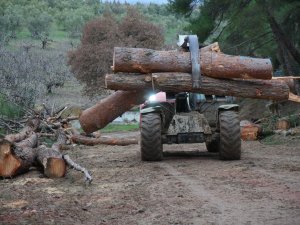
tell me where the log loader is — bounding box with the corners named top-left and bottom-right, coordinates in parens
top-left (140, 35), bottom-right (240, 161)
top-left (80, 35), bottom-right (300, 162)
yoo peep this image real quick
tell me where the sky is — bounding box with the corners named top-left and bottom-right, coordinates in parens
top-left (103, 0), bottom-right (169, 4)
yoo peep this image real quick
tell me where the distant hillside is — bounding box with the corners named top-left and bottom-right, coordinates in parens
top-left (104, 0), bottom-right (168, 4)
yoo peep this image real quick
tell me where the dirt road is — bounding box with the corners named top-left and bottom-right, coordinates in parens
top-left (1, 132), bottom-right (299, 225)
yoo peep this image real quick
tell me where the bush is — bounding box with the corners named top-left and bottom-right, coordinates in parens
top-left (27, 11), bottom-right (53, 38)
top-left (0, 45), bottom-right (71, 107)
top-left (68, 8), bottom-right (164, 97)
top-left (0, 94), bottom-right (23, 119)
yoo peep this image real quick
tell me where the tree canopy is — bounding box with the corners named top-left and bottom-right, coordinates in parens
top-left (168, 0), bottom-right (300, 78)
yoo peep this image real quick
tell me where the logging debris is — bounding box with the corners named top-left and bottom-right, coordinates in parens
top-left (0, 104), bottom-right (138, 181)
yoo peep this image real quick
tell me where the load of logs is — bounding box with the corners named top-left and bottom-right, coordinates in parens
top-left (0, 105), bottom-right (138, 181)
top-left (79, 42), bottom-right (300, 133)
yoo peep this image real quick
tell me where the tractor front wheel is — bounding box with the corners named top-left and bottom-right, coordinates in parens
top-left (219, 111), bottom-right (241, 160)
top-left (140, 113), bottom-right (163, 161)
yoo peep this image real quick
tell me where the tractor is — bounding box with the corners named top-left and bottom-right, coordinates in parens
top-left (139, 35), bottom-right (241, 161)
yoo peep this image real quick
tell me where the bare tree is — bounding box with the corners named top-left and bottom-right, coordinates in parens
top-left (0, 44), bottom-right (71, 107)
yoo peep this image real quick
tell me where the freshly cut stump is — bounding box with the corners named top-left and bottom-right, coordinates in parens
top-left (0, 133), bottom-right (37, 178)
top-left (140, 113), bottom-right (163, 161)
top-left (219, 111), bottom-right (241, 160)
top-left (36, 145), bottom-right (66, 178)
top-left (0, 140), bottom-right (20, 177)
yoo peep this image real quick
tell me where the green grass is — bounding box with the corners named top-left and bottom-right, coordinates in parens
top-left (17, 29), bottom-right (31, 39)
top-left (0, 95), bottom-right (24, 136)
top-left (101, 123), bottom-right (139, 133)
top-left (260, 135), bottom-right (284, 145)
top-left (0, 95), bottom-right (23, 119)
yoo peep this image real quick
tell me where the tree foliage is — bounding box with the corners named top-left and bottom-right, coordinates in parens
top-left (168, 0), bottom-right (300, 77)
top-left (68, 9), bottom-right (164, 97)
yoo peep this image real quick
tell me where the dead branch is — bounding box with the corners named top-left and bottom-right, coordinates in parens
top-left (55, 106), bottom-right (68, 119)
top-left (62, 154), bottom-right (93, 183)
top-left (71, 134), bottom-right (138, 146)
top-left (54, 105), bottom-right (69, 115)
top-left (5, 118), bottom-right (40, 143)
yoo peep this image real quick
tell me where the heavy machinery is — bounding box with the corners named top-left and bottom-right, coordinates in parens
top-left (82, 34), bottom-right (296, 161)
top-left (139, 35), bottom-right (241, 161)
top-left (140, 92), bottom-right (241, 161)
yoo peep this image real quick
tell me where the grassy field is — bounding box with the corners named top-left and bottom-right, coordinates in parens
top-left (101, 123), bottom-right (140, 133)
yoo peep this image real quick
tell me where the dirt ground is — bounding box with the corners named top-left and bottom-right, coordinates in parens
top-left (1, 131), bottom-right (299, 225)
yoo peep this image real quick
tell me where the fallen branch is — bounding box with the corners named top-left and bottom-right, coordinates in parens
top-left (4, 118), bottom-right (40, 143)
top-left (0, 120), bottom-right (19, 133)
top-left (71, 134), bottom-right (138, 146)
top-left (63, 154), bottom-right (93, 183)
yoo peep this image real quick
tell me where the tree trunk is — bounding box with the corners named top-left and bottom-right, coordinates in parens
top-left (0, 133), bottom-right (37, 177)
top-left (71, 134), bottom-right (138, 146)
top-left (105, 72), bottom-right (290, 101)
top-left (264, 6), bottom-right (300, 65)
top-left (112, 43), bottom-right (273, 80)
top-left (79, 90), bottom-right (147, 133)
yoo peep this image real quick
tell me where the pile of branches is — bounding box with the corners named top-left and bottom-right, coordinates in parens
top-left (0, 104), bottom-right (138, 182)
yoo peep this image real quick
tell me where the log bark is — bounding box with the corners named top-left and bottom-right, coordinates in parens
top-left (105, 73), bottom-right (290, 101)
top-left (71, 134), bottom-right (138, 146)
top-left (35, 129), bottom-right (66, 178)
top-left (79, 90), bottom-right (147, 133)
top-left (0, 133), bottom-right (37, 177)
top-left (36, 145), bottom-right (66, 178)
top-left (113, 43), bottom-right (273, 80)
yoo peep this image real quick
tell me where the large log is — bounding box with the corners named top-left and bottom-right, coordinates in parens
top-left (79, 90), bottom-right (147, 133)
top-left (105, 72), bottom-right (290, 101)
top-left (0, 133), bottom-right (38, 177)
top-left (113, 43), bottom-right (273, 80)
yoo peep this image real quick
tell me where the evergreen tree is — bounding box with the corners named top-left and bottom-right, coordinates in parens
top-left (168, 0), bottom-right (300, 77)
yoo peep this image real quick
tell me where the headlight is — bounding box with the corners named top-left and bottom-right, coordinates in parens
top-left (148, 94), bottom-right (157, 102)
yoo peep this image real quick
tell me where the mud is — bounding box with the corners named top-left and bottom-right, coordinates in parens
top-left (1, 131), bottom-right (299, 225)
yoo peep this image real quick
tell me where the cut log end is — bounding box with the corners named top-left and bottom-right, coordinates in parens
top-left (0, 140), bottom-right (21, 177)
top-left (44, 158), bottom-right (66, 178)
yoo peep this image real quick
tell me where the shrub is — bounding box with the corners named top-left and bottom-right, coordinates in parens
top-left (68, 8), bottom-right (164, 97)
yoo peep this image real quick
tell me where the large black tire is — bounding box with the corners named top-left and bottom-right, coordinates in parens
top-left (140, 113), bottom-right (163, 161)
top-left (219, 111), bottom-right (241, 160)
top-left (206, 133), bottom-right (220, 152)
